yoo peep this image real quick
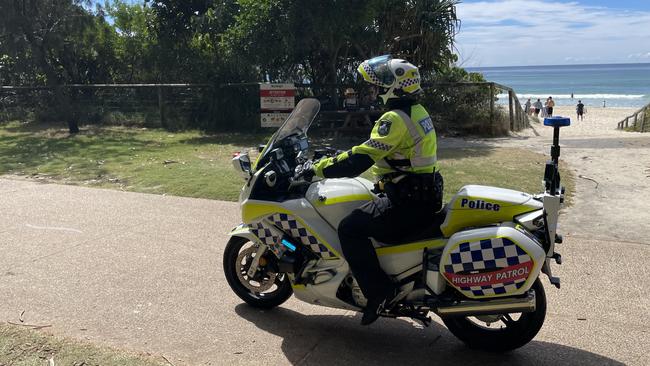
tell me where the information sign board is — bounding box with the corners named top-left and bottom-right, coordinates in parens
top-left (260, 83), bottom-right (295, 127)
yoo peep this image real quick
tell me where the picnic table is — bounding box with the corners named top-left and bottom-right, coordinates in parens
top-left (319, 109), bottom-right (384, 137)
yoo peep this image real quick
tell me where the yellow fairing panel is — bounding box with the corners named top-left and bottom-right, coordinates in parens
top-left (441, 185), bottom-right (543, 237)
top-left (242, 202), bottom-right (291, 223)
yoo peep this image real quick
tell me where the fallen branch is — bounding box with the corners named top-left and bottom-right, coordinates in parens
top-left (578, 174), bottom-right (599, 189)
top-left (7, 321), bottom-right (52, 330)
top-left (162, 355), bottom-right (176, 366)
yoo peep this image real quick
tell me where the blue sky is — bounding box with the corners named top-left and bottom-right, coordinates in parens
top-left (456, 0), bottom-right (650, 67)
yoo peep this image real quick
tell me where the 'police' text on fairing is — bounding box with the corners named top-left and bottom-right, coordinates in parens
top-left (460, 198), bottom-right (501, 211)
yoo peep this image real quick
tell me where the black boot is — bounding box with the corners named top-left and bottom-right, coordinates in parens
top-left (361, 285), bottom-right (397, 326)
top-left (361, 297), bottom-right (386, 325)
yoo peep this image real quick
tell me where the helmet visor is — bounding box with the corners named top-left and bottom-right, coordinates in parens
top-left (367, 55), bottom-right (395, 86)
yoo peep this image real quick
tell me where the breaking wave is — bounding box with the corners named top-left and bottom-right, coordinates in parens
top-left (500, 93), bottom-right (646, 99)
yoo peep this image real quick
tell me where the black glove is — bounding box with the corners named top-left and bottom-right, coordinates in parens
top-left (295, 160), bottom-right (316, 182)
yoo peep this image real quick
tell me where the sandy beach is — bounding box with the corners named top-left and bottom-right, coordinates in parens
top-left (444, 104), bottom-right (648, 242)
top-left (525, 106), bottom-right (639, 138)
top-left (489, 105), bottom-right (650, 244)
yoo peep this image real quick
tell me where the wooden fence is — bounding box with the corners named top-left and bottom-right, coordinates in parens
top-left (420, 81), bottom-right (530, 134)
top-left (0, 84), bottom-right (211, 130)
top-left (0, 81), bottom-right (529, 135)
top-left (617, 102), bottom-right (650, 132)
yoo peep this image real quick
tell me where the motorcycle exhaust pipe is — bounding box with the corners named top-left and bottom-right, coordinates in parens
top-left (435, 291), bottom-right (536, 316)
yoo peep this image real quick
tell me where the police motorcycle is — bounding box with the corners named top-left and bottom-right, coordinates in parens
top-left (224, 97), bottom-right (569, 351)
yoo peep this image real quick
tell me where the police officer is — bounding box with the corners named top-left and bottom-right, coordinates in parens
top-left (302, 55), bottom-right (442, 325)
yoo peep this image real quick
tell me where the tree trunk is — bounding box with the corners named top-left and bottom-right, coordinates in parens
top-left (54, 86), bottom-right (79, 134)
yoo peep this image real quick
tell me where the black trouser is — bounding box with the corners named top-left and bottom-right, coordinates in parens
top-left (338, 197), bottom-right (435, 301)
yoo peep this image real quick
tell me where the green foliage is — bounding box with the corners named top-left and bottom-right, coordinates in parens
top-left (418, 66), bottom-right (505, 135)
top-left (220, 0), bottom-right (461, 84)
top-left (1, 0), bottom-right (462, 86)
top-left (106, 0), bottom-right (156, 82)
top-left (1, 0), bottom-right (498, 133)
top-left (0, 0), bottom-right (117, 85)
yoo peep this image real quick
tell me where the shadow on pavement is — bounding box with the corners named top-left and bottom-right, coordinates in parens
top-left (235, 304), bottom-right (623, 366)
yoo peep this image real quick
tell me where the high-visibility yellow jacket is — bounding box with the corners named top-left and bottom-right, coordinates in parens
top-left (314, 103), bottom-right (438, 179)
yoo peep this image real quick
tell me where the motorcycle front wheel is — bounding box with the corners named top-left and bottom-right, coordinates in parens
top-left (223, 236), bottom-right (293, 309)
top-left (442, 279), bottom-right (547, 352)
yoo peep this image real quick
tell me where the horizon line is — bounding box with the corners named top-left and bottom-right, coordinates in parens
top-left (465, 61), bottom-right (650, 69)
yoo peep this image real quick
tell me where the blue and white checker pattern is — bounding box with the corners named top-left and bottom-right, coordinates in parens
top-left (249, 223), bottom-right (285, 258)
top-left (268, 213), bottom-right (339, 260)
top-left (444, 237), bottom-right (532, 297)
top-left (364, 139), bottom-right (392, 151)
top-left (360, 62), bottom-right (385, 86)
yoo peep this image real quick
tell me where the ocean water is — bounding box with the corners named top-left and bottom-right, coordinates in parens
top-left (467, 63), bottom-right (650, 108)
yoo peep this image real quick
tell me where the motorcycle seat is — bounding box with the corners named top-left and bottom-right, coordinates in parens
top-left (374, 206), bottom-right (447, 247)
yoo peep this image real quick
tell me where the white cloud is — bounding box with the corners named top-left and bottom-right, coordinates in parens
top-left (455, 1), bottom-right (650, 66)
top-left (627, 52), bottom-right (650, 59)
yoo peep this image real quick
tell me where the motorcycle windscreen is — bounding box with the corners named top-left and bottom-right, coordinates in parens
top-left (254, 98), bottom-right (321, 169)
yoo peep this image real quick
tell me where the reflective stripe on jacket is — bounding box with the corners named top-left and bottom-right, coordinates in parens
top-left (352, 104), bottom-right (438, 178)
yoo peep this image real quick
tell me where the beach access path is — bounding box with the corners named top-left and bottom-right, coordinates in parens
top-left (1, 106), bottom-right (649, 365)
top-left (497, 105), bottom-right (649, 244)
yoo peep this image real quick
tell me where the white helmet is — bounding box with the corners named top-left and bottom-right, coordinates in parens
top-left (357, 55), bottom-right (423, 103)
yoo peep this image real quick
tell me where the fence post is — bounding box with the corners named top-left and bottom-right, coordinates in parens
top-left (508, 90), bottom-right (514, 130)
top-left (489, 83), bottom-right (495, 135)
top-left (158, 85), bottom-right (166, 129)
top-left (513, 100), bottom-right (518, 130)
top-left (625, 117), bottom-right (628, 128)
top-left (516, 100), bottom-right (521, 130)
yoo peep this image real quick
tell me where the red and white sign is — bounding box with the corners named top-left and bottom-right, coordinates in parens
top-left (260, 83), bottom-right (295, 126)
top-left (260, 112), bottom-right (291, 128)
top-left (444, 261), bottom-right (533, 288)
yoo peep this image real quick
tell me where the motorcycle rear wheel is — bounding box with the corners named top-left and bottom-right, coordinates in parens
top-left (442, 279), bottom-right (547, 352)
top-left (223, 236), bottom-right (293, 309)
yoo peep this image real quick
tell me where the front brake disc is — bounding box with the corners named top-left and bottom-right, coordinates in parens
top-left (236, 246), bottom-right (277, 292)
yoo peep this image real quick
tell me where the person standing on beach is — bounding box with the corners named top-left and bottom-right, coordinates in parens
top-left (533, 98), bottom-right (543, 117)
top-left (525, 98), bottom-right (531, 115)
top-left (576, 100), bottom-right (585, 121)
top-left (546, 96), bottom-right (555, 117)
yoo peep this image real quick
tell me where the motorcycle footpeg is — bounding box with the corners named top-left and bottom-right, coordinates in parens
top-left (549, 276), bottom-right (561, 289)
top-left (552, 252), bottom-right (562, 265)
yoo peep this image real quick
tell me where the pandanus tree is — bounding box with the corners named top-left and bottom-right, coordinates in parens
top-left (220, 0), bottom-right (461, 86)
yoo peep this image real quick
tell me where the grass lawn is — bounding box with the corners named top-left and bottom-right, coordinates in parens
top-left (0, 121), bottom-right (573, 203)
top-left (0, 324), bottom-right (164, 366)
top-left (439, 147), bottom-right (574, 204)
top-left (0, 121), bottom-right (266, 201)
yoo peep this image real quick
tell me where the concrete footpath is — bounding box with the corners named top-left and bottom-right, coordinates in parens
top-left (0, 178), bottom-right (649, 365)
